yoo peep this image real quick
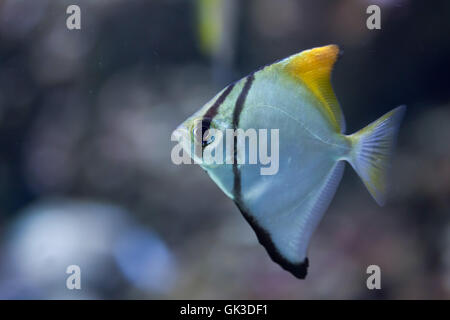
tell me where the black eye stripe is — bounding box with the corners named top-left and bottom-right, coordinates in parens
top-left (196, 82), bottom-right (235, 149)
top-left (192, 118), bottom-right (213, 147)
top-left (203, 83), bottom-right (235, 121)
top-left (201, 118), bottom-right (212, 140)
top-left (193, 81), bottom-right (236, 155)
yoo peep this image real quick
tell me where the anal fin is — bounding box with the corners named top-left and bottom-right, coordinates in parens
top-left (235, 201), bottom-right (309, 279)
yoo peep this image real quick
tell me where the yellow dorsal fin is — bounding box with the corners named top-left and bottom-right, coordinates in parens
top-left (281, 45), bottom-right (345, 132)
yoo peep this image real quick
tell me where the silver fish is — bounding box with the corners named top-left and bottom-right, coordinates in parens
top-left (173, 45), bottom-right (405, 278)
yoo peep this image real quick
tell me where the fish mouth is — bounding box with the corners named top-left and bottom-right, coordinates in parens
top-left (172, 122), bottom-right (198, 162)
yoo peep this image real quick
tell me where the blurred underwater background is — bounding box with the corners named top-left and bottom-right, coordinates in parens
top-left (0, 0), bottom-right (450, 299)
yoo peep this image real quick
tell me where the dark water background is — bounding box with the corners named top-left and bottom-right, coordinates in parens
top-left (0, 0), bottom-right (449, 299)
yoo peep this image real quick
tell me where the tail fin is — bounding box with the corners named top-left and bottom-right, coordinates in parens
top-left (346, 105), bottom-right (406, 206)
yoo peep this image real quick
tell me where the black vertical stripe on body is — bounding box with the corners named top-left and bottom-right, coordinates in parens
top-left (231, 73), bottom-right (309, 279)
top-left (232, 75), bottom-right (254, 130)
top-left (232, 74), bottom-right (254, 204)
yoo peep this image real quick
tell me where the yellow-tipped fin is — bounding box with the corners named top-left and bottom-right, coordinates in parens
top-left (281, 44), bottom-right (345, 132)
top-left (347, 106), bottom-right (406, 206)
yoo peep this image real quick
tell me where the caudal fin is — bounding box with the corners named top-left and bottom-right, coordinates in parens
top-left (346, 105), bottom-right (406, 206)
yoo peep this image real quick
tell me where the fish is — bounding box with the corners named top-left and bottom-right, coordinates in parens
top-left (173, 44), bottom-right (406, 279)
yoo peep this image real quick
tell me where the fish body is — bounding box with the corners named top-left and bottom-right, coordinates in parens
top-left (174, 45), bottom-right (405, 279)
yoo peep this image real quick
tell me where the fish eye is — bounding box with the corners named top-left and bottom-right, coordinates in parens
top-left (193, 118), bottom-right (215, 148)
